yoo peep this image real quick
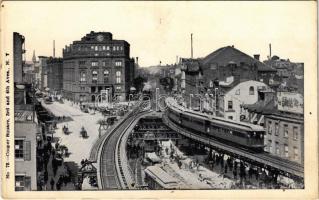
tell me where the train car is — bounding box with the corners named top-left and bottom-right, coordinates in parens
top-left (165, 97), bottom-right (265, 151)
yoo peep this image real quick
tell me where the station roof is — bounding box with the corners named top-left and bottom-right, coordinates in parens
top-left (144, 165), bottom-right (179, 189)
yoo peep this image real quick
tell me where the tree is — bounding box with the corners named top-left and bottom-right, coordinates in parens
top-left (133, 76), bottom-right (147, 92)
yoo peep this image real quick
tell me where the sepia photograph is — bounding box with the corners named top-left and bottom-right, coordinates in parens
top-left (0, 1), bottom-right (317, 199)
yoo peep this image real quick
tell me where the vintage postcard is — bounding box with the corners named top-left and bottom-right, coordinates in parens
top-left (0, 1), bottom-right (318, 199)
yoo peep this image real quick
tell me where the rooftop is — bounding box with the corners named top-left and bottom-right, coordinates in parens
top-left (201, 46), bottom-right (276, 72)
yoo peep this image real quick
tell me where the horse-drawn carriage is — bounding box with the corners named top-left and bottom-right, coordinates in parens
top-left (80, 126), bottom-right (88, 138)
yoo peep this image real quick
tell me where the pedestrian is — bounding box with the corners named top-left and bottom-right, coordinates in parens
top-left (44, 170), bottom-right (48, 184)
top-left (233, 169), bottom-right (237, 179)
top-left (50, 178), bottom-right (55, 190)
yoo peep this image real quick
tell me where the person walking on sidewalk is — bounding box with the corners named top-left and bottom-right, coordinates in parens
top-left (50, 178), bottom-right (55, 190)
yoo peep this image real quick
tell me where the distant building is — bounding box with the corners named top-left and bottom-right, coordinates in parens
top-left (264, 56), bottom-right (304, 94)
top-left (62, 31), bottom-right (135, 102)
top-left (47, 57), bottom-right (63, 94)
top-left (13, 32), bottom-right (26, 84)
top-left (38, 56), bottom-right (49, 90)
top-left (242, 91), bottom-right (304, 164)
top-left (14, 104), bottom-right (38, 191)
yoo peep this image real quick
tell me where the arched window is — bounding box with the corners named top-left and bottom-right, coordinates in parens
top-left (249, 86), bottom-right (254, 95)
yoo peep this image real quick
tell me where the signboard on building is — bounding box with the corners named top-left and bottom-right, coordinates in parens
top-left (277, 92), bottom-right (303, 114)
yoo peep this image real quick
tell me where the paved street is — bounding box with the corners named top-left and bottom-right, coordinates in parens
top-left (41, 100), bottom-right (104, 165)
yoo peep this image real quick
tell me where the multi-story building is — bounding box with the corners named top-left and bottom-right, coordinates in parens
top-left (242, 91), bottom-right (304, 164)
top-left (13, 32), bottom-right (26, 84)
top-left (38, 56), bottom-right (49, 91)
top-left (47, 57), bottom-right (63, 94)
top-left (14, 104), bottom-right (39, 191)
top-left (200, 45), bottom-right (277, 87)
top-left (217, 80), bottom-right (270, 121)
top-left (62, 31), bottom-right (135, 102)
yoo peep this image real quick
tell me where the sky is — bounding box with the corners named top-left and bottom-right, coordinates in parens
top-left (1, 1), bottom-right (317, 68)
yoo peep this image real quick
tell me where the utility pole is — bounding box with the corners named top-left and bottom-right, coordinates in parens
top-left (191, 33), bottom-right (193, 59)
top-left (269, 43), bottom-right (271, 60)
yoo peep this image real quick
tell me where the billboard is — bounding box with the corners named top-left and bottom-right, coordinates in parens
top-left (277, 92), bottom-right (303, 114)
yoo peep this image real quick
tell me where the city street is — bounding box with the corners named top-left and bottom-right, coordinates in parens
top-left (41, 100), bottom-right (104, 165)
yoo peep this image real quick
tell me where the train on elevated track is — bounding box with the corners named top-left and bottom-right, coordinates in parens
top-left (165, 97), bottom-right (265, 152)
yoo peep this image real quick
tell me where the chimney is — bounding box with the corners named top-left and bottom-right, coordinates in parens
top-left (269, 43), bottom-right (272, 59)
top-left (136, 57), bottom-right (138, 66)
top-left (53, 40), bottom-right (55, 58)
top-left (253, 54), bottom-right (260, 61)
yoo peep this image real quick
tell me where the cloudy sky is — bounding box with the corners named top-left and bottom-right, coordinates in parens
top-left (2, 1), bottom-right (316, 68)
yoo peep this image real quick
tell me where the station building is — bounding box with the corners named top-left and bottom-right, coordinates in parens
top-left (62, 31), bottom-right (135, 103)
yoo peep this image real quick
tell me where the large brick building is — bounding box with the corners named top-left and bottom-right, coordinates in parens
top-left (47, 57), bottom-right (63, 94)
top-left (62, 31), bottom-right (135, 102)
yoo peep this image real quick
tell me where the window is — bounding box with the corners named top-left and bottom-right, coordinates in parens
top-left (117, 46), bottom-right (120, 51)
top-left (91, 46), bottom-right (94, 50)
top-left (116, 86), bottom-right (121, 91)
top-left (113, 46), bottom-right (116, 51)
top-left (210, 63), bottom-right (217, 70)
top-left (80, 87), bottom-right (85, 91)
top-left (95, 46), bottom-right (98, 51)
top-left (115, 61), bottom-right (122, 67)
top-left (80, 71), bottom-right (86, 82)
top-left (79, 61), bottom-right (86, 65)
top-left (284, 124), bottom-right (288, 138)
top-left (120, 46), bottom-right (123, 51)
top-left (228, 116), bottom-right (233, 120)
top-left (235, 89), bottom-right (240, 95)
top-left (275, 122), bottom-right (279, 136)
top-left (102, 61), bottom-right (106, 67)
top-left (116, 71), bottom-right (121, 83)
top-left (91, 61), bottom-right (98, 67)
top-left (228, 101), bottom-right (233, 110)
top-left (268, 121), bottom-right (272, 135)
top-left (268, 140), bottom-right (272, 153)
top-left (249, 86), bottom-right (254, 95)
top-left (98, 46), bottom-right (102, 51)
top-left (102, 46), bottom-right (106, 50)
top-left (275, 142), bottom-right (280, 155)
top-left (106, 46), bottom-right (110, 50)
top-left (15, 176), bottom-right (25, 191)
top-left (293, 147), bottom-right (299, 160)
top-left (284, 144), bottom-right (289, 158)
top-left (15, 139), bottom-right (30, 161)
top-left (103, 70), bottom-right (109, 83)
top-left (15, 140), bottom-right (24, 159)
top-left (92, 70), bottom-right (98, 83)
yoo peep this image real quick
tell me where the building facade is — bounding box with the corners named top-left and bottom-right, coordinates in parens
top-left (218, 80), bottom-right (269, 121)
top-left (14, 105), bottom-right (38, 191)
top-left (242, 91), bottom-right (304, 164)
top-left (47, 57), bottom-right (63, 94)
top-left (62, 31), bottom-right (135, 102)
top-left (13, 32), bottom-right (26, 84)
top-left (39, 56), bottom-right (49, 90)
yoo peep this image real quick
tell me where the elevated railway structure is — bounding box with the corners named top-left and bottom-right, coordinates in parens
top-left (96, 100), bottom-right (152, 190)
top-left (162, 97), bottom-right (304, 179)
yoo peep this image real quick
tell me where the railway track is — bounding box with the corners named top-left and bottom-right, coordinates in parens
top-left (162, 113), bottom-right (304, 178)
top-left (98, 101), bottom-right (151, 190)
